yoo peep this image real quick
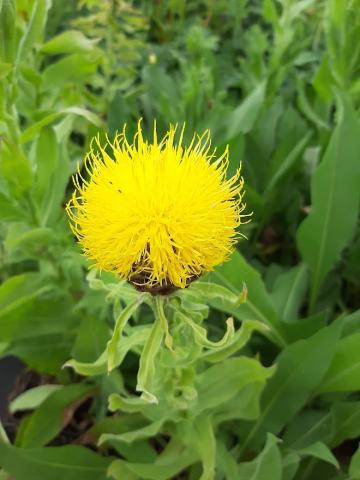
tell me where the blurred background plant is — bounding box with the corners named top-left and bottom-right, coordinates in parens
top-left (0, 0), bottom-right (359, 479)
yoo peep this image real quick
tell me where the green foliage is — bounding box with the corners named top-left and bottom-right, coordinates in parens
top-left (0, 0), bottom-right (360, 479)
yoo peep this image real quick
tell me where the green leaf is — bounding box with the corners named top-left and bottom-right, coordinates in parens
top-left (0, 192), bottom-right (27, 221)
top-left (350, 445), bottom-right (360, 480)
top-left (66, 326), bottom-right (150, 377)
top-left (319, 332), bottom-right (360, 393)
top-left (108, 448), bottom-right (197, 480)
top-left (264, 131), bottom-right (311, 196)
top-left (209, 251), bottom-right (287, 347)
top-left (284, 410), bottom-right (334, 449)
top-left (0, 442), bottom-right (111, 480)
top-left (194, 357), bottom-right (274, 416)
top-left (16, 383), bottom-right (94, 447)
top-left (187, 415), bottom-right (216, 480)
top-left (0, 141), bottom-right (33, 196)
top-left (332, 401), bottom-right (360, 447)
top-left (0, 62), bottom-right (12, 79)
top-left (136, 317), bottom-right (164, 404)
top-left (188, 281), bottom-right (242, 304)
top-left (0, 0), bottom-right (16, 62)
top-left (297, 93), bottom-right (360, 310)
top-left (99, 419), bottom-right (164, 446)
top-left (0, 420), bottom-right (9, 444)
top-left (20, 107), bottom-right (103, 143)
top-left (34, 127), bottom-right (58, 203)
top-left (202, 319), bottom-right (268, 363)
top-left (238, 434), bottom-right (282, 480)
top-left (242, 319), bottom-right (342, 449)
top-left (296, 441), bottom-right (339, 469)
top-left (40, 30), bottom-right (99, 54)
top-left (107, 296), bottom-right (144, 372)
top-left (9, 385), bottom-right (62, 414)
top-left (225, 82), bottom-right (266, 140)
top-left (216, 441), bottom-right (240, 479)
top-left (174, 307), bottom-right (234, 350)
top-left (16, 0), bottom-right (49, 64)
top-left (42, 53), bottom-right (100, 87)
top-left (270, 264), bottom-right (309, 323)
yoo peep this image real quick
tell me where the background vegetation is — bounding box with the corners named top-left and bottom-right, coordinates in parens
top-left (0, 0), bottom-right (360, 479)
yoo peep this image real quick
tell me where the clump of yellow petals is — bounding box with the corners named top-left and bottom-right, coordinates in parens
top-left (67, 122), bottom-right (247, 291)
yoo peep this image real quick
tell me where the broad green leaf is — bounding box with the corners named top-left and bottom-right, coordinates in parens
top-left (187, 281), bottom-right (243, 305)
top-left (271, 264), bottom-right (308, 323)
top-left (284, 410), bottom-right (334, 449)
top-left (188, 415), bottom-right (215, 480)
top-left (242, 319), bottom-right (342, 449)
top-left (225, 82), bottom-right (266, 140)
top-left (238, 434), bottom-right (282, 480)
top-left (0, 141), bottom-right (32, 196)
top-left (40, 30), bottom-right (99, 54)
top-left (296, 441), bottom-right (339, 469)
top-left (20, 107), bottom-right (103, 143)
top-left (282, 452), bottom-right (300, 480)
top-left (16, 383), bottom-right (94, 447)
top-left (283, 311), bottom-right (328, 343)
top-left (264, 132), bottom-right (311, 196)
top-left (0, 442), bottom-right (111, 480)
top-left (0, 272), bottom-right (49, 315)
top-left (108, 448), bottom-right (197, 480)
top-left (350, 445), bottom-right (360, 480)
top-left (9, 385), bottom-right (62, 414)
top-left (297, 93), bottom-right (360, 310)
top-left (0, 192), bottom-right (27, 220)
top-left (332, 401), bottom-right (360, 447)
top-left (209, 251), bottom-right (287, 347)
top-left (107, 296), bottom-right (144, 372)
top-left (216, 441), bottom-right (240, 479)
top-left (319, 332), bottom-right (360, 393)
top-left (0, 62), bottom-right (12, 79)
top-left (42, 53), bottom-right (100, 87)
top-left (194, 357), bottom-right (274, 416)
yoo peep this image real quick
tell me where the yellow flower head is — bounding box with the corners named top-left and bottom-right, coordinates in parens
top-left (67, 122), bottom-right (247, 293)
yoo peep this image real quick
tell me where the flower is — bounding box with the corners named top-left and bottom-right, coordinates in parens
top-left (67, 122), bottom-right (248, 293)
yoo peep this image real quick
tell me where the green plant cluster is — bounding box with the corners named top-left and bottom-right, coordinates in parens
top-left (0, 1), bottom-right (360, 479)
